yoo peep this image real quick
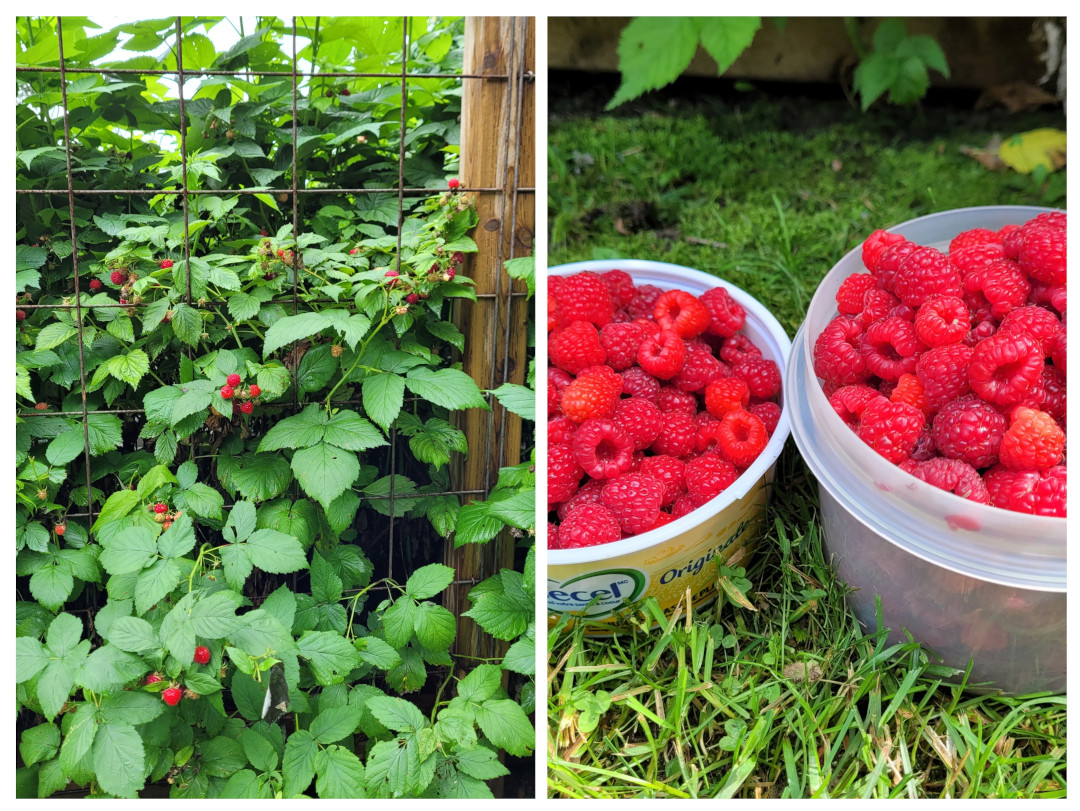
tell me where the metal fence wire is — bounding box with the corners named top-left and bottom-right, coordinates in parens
top-left (16, 17), bottom-right (533, 608)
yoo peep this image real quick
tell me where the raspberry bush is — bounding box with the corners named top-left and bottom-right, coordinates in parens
top-left (15, 17), bottom-right (534, 799)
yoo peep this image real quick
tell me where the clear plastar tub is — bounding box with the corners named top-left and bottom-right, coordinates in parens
top-left (786, 206), bottom-right (1066, 694)
top-left (547, 260), bottom-right (792, 632)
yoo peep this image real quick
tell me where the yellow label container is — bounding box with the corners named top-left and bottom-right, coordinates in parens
top-left (547, 261), bottom-right (792, 631)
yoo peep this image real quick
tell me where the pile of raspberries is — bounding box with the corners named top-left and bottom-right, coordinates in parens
top-left (814, 211), bottom-right (1066, 517)
top-left (548, 270), bottom-right (783, 549)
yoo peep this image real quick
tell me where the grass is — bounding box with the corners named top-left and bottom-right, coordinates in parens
top-left (546, 83), bottom-right (1067, 798)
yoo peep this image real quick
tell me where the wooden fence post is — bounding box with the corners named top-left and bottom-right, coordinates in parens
top-left (444, 16), bottom-right (534, 660)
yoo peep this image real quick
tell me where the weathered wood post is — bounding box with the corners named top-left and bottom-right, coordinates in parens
top-left (444, 16), bottom-right (534, 660)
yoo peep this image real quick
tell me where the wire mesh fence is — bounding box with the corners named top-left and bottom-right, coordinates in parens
top-left (16, 15), bottom-right (533, 608)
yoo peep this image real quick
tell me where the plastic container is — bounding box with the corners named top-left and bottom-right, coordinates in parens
top-left (547, 260), bottom-right (792, 631)
top-left (787, 206), bottom-right (1066, 694)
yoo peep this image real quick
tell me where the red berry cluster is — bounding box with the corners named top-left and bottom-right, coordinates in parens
top-left (148, 502), bottom-right (183, 531)
top-left (815, 213), bottom-right (1066, 516)
top-left (548, 271), bottom-right (783, 549)
top-left (221, 373), bottom-right (261, 416)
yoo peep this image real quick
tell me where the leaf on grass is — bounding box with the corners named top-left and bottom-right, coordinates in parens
top-left (998, 128), bottom-right (1067, 174)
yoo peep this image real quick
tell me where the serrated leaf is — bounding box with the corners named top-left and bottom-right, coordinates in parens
top-left (262, 312), bottom-right (336, 358)
top-left (413, 603), bottom-right (456, 651)
top-left (99, 526), bottom-right (157, 575)
top-left (475, 699), bottom-right (533, 756)
top-left (134, 558), bottom-right (181, 615)
top-left (405, 563), bottom-right (455, 600)
top-left (310, 703), bottom-right (363, 744)
top-left (356, 637), bottom-right (402, 670)
top-left (323, 410), bottom-right (387, 451)
top-left (282, 728), bottom-right (318, 796)
top-left (107, 616), bottom-right (158, 653)
top-left (315, 744), bottom-right (367, 799)
top-left (297, 631), bottom-right (361, 685)
top-left (381, 597), bottom-right (417, 648)
top-left (29, 565), bottom-right (75, 612)
top-left (291, 442), bottom-right (359, 511)
top-left (454, 502), bottom-right (502, 547)
top-left (257, 404), bottom-right (328, 452)
top-left (366, 695), bottom-right (427, 733)
top-left (92, 721), bottom-right (146, 797)
top-left (608, 17), bottom-right (701, 109)
top-left (245, 529), bottom-right (309, 574)
top-left (405, 367), bottom-right (489, 411)
top-left (455, 744), bottom-right (510, 781)
top-left (487, 383), bottom-right (535, 421)
top-left (362, 373), bottom-right (405, 431)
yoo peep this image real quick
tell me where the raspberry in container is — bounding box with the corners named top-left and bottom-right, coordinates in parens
top-left (547, 260), bottom-right (792, 632)
top-left (786, 205), bottom-right (1065, 694)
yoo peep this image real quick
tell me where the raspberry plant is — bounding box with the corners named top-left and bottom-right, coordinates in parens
top-left (16, 17), bottom-right (534, 799)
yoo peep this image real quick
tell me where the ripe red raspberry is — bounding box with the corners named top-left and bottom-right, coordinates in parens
top-left (612, 397), bottom-right (664, 450)
top-left (110, 270), bottom-right (127, 285)
top-left (548, 522), bottom-right (561, 549)
top-left (856, 288), bottom-right (900, 330)
top-left (550, 321), bottom-right (607, 374)
top-left (193, 646), bottom-right (211, 665)
top-left (548, 443), bottom-right (584, 505)
top-left (889, 373), bottom-right (930, 416)
top-left (600, 269), bottom-right (636, 308)
top-left (997, 305), bottom-right (1061, 355)
top-left (637, 329), bottom-right (686, 379)
top-left (559, 502), bottom-right (623, 548)
top-left (160, 259), bottom-right (174, 269)
top-left (560, 367), bottom-right (622, 423)
top-left (715, 408), bottom-right (769, 468)
top-left (875, 241), bottom-right (918, 293)
top-left (835, 273), bottom-right (878, 316)
top-left (729, 355), bottom-right (781, 399)
top-left (1027, 211), bottom-right (1067, 231)
top-left (153, 502), bottom-right (169, 514)
top-left (949, 228), bottom-right (1001, 254)
top-left (1018, 226), bottom-right (1065, 285)
top-left (998, 407), bottom-right (1064, 470)
top-left (146, 672), bottom-right (163, 685)
top-left (650, 412), bottom-right (698, 457)
top-left (405, 293), bottom-right (420, 305)
top-left (1041, 364), bottom-right (1066, 425)
top-left (654, 290), bottom-right (710, 338)
top-left (548, 416), bottom-right (577, 446)
top-left (553, 272), bottom-right (614, 328)
top-left (907, 458), bottom-right (990, 503)
top-left (226, 373), bottom-right (242, 388)
top-left (718, 333), bottom-right (763, 367)
top-left (248, 384), bottom-right (261, 398)
top-left (963, 261), bottom-right (1029, 320)
top-left (699, 287), bottom-right (746, 338)
top-left (385, 269), bottom-right (400, 279)
top-left (162, 687), bottom-right (182, 706)
top-left (448, 178), bottom-right (460, 189)
top-left (861, 229), bottom-right (907, 273)
top-left (814, 316), bottom-right (867, 386)
top-left (671, 343), bottom-right (727, 392)
top-left (829, 385), bottom-right (881, 430)
top-left (598, 322), bottom-right (646, 371)
top-left (894, 247), bottom-right (962, 307)
top-left (638, 455), bottom-right (687, 506)
top-left (656, 386), bottom-right (697, 416)
top-left (705, 377), bottom-right (750, 418)
top-left (915, 343), bottom-right (974, 411)
top-left (914, 296), bottom-right (970, 347)
top-left (950, 241), bottom-right (1006, 277)
top-left (556, 478), bottom-right (606, 522)
top-left (220, 385), bottom-right (234, 399)
top-left (968, 331), bottom-right (1043, 407)
top-left (54, 523), bottom-right (66, 536)
top-left (857, 398), bottom-right (926, 463)
top-left (984, 464), bottom-right (1066, 516)
top-left (749, 401), bottom-right (782, 435)
top-left (619, 367), bottom-right (660, 402)
top-left (16, 309), bottom-right (27, 321)
top-left (1049, 324), bottom-right (1066, 374)
top-left (88, 278), bottom-right (103, 291)
top-left (572, 418), bottom-right (635, 480)
top-left (601, 472), bottom-right (665, 535)
top-left (685, 454), bottom-right (739, 506)
top-left (627, 284), bottom-right (664, 320)
top-left (240, 401), bottom-right (254, 415)
top-left (858, 317), bottom-right (924, 382)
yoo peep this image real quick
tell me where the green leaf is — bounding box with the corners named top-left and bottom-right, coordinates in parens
top-left (454, 502), bottom-right (502, 547)
top-left (220, 769), bottom-right (260, 799)
top-left (324, 489), bottom-right (361, 536)
top-left (35, 322), bottom-right (77, 351)
top-left (200, 735), bottom-right (247, 778)
top-left (60, 703), bottom-right (97, 774)
top-left (463, 570), bottom-right (531, 641)
top-left (697, 17), bottom-right (761, 74)
top-left (135, 558), bottom-right (181, 615)
top-left (356, 637), bottom-right (402, 671)
top-left (107, 616), bottom-right (158, 653)
top-left (296, 344), bottom-right (338, 393)
top-left (437, 768), bottom-right (495, 799)
top-left (282, 729), bottom-right (319, 796)
top-left (454, 744), bottom-right (510, 781)
top-left (245, 529), bottom-right (309, 574)
top-left (365, 738), bottom-right (418, 798)
top-left (92, 721), bottom-right (146, 797)
top-left (503, 255), bottom-right (535, 297)
top-left (76, 645), bottom-right (147, 693)
top-left (366, 695), bottom-right (427, 733)
top-left (381, 597), bottom-right (417, 648)
top-left (487, 383), bottom-right (535, 421)
top-left (297, 631), bottom-right (361, 685)
top-left (854, 52), bottom-right (899, 111)
top-left (240, 728), bottom-right (278, 772)
top-left (323, 410), bottom-right (387, 451)
top-left (223, 452), bottom-right (294, 502)
top-left (405, 367), bottom-right (489, 411)
top-left (99, 526), bottom-right (157, 575)
top-left (315, 745), bottom-right (367, 799)
top-left (455, 663), bottom-right (502, 705)
top-left (95, 349), bottom-right (151, 389)
top-left (258, 404), bottom-right (328, 452)
top-left (486, 489), bottom-right (536, 531)
top-left (475, 699), bottom-right (534, 757)
top-left (222, 543), bottom-right (255, 591)
top-left (227, 287), bottom-right (273, 321)
top-left (502, 626), bottom-right (535, 675)
top-left (29, 565), bottom-right (75, 612)
top-left (608, 17), bottom-right (701, 109)
top-left (182, 482), bottom-right (224, 520)
top-left (91, 488), bottom-right (141, 534)
top-left (310, 703), bottom-right (363, 744)
top-left (262, 312), bottom-right (336, 358)
top-left (291, 442), bottom-right (360, 511)
top-left (170, 303), bottom-right (203, 346)
top-left (413, 603), bottom-right (456, 651)
top-left (424, 320), bottom-right (465, 352)
top-left (98, 690), bottom-right (166, 727)
top-left (19, 723), bottom-right (60, 767)
top-left (189, 589), bottom-right (242, 637)
top-left (406, 563), bottom-right (455, 600)
top-left (362, 373), bottom-right (405, 432)
top-left (46, 426), bottom-right (86, 466)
